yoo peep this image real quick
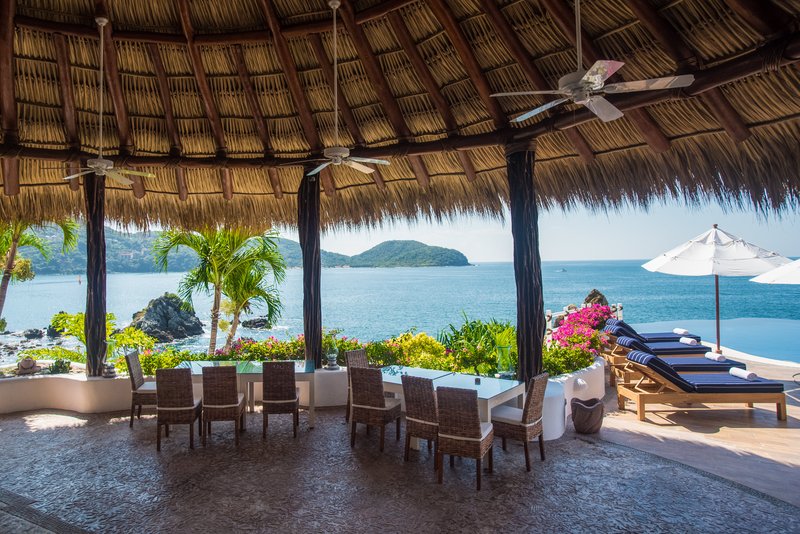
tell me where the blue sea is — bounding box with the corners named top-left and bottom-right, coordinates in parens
top-left (2, 261), bottom-right (799, 363)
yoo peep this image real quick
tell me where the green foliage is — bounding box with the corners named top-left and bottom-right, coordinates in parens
top-left (48, 312), bottom-right (156, 364)
top-left (541, 345), bottom-right (595, 377)
top-left (11, 257), bottom-right (35, 282)
top-left (364, 340), bottom-right (401, 367)
top-left (0, 317), bottom-right (6, 331)
top-left (47, 359), bottom-right (71, 374)
top-left (18, 346), bottom-right (85, 364)
top-left (134, 348), bottom-right (203, 376)
top-left (389, 332), bottom-right (450, 370)
top-left (438, 314), bottom-right (517, 375)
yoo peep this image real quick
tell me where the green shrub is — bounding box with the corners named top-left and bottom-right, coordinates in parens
top-left (541, 345), bottom-right (595, 376)
top-left (122, 348), bottom-right (203, 376)
top-left (365, 340), bottom-right (401, 367)
top-left (393, 332), bottom-right (450, 370)
top-left (438, 315), bottom-right (517, 375)
top-left (18, 346), bottom-right (85, 363)
top-left (47, 359), bottom-right (71, 374)
top-left (0, 317), bottom-right (6, 331)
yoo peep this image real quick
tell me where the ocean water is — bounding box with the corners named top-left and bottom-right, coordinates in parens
top-left (2, 261), bottom-right (799, 363)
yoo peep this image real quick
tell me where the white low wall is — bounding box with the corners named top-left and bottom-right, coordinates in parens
top-left (0, 374), bottom-right (131, 414)
top-left (549, 357), bottom-right (606, 418)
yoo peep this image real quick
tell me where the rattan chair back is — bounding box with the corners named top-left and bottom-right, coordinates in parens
top-left (401, 375), bottom-right (437, 424)
top-left (263, 361), bottom-right (297, 401)
top-left (346, 349), bottom-right (368, 374)
top-left (202, 366), bottom-right (239, 406)
top-left (156, 368), bottom-right (194, 408)
top-left (125, 351), bottom-right (144, 390)
top-left (437, 387), bottom-right (481, 440)
top-left (522, 373), bottom-right (549, 424)
top-left (350, 367), bottom-right (386, 409)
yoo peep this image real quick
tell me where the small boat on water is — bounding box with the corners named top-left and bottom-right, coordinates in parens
top-left (554, 268), bottom-right (567, 273)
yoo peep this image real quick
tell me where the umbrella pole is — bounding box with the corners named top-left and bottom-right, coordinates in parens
top-left (714, 274), bottom-right (721, 353)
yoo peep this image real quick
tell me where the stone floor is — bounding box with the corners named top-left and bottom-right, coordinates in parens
top-left (0, 407), bottom-right (798, 533)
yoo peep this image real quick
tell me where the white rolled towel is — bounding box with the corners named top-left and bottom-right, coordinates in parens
top-left (730, 367), bottom-right (758, 381)
top-left (705, 353), bottom-right (725, 362)
top-left (679, 336), bottom-right (698, 345)
top-left (673, 328), bottom-right (690, 335)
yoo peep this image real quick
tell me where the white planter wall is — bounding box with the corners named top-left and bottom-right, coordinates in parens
top-left (0, 374), bottom-right (131, 414)
top-left (549, 357), bottom-right (606, 418)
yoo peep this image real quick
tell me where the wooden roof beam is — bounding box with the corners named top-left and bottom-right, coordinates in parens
top-left (177, 0), bottom-right (231, 200)
top-left (258, 0), bottom-right (334, 197)
top-left (540, 0), bottom-right (670, 153)
top-left (624, 0), bottom-right (750, 143)
top-left (479, 0), bottom-right (594, 164)
top-left (53, 33), bottom-right (83, 192)
top-left (427, 0), bottom-right (507, 129)
top-left (1, 0), bottom-right (18, 196)
top-left (230, 44), bottom-right (273, 156)
top-left (340, 2), bottom-right (430, 189)
top-left (267, 168), bottom-right (283, 199)
top-left (95, 1), bottom-right (134, 157)
top-left (388, 11), bottom-right (479, 182)
top-left (723, 0), bottom-right (790, 37)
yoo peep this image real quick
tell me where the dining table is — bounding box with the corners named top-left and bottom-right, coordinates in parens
top-left (175, 360), bottom-right (316, 427)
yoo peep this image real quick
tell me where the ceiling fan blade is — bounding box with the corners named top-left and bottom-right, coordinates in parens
top-left (603, 74), bottom-right (695, 93)
top-left (307, 161), bottom-right (332, 176)
top-left (349, 157), bottom-right (390, 166)
top-left (343, 160), bottom-right (375, 174)
top-left (491, 90), bottom-right (567, 97)
top-left (581, 60), bottom-right (625, 87)
top-left (115, 169), bottom-right (156, 178)
top-left (64, 170), bottom-right (95, 181)
top-left (280, 158), bottom-right (326, 166)
top-left (106, 170), bottom-right (134, 185)
top-left (511, 97), bottom-right (570, 123)
top-left (584, 96), bottom-right (624, 122)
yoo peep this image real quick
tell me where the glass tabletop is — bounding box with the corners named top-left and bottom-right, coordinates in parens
top-left (380, 366), bottom-right (453, 385)
top-left (175, 360), bottom-right (315, 375)
top-left (430, 373), bottom-right (524, 400)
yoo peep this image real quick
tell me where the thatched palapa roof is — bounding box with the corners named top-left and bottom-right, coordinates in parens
top-left (0, 0), bottom-right (799, 229)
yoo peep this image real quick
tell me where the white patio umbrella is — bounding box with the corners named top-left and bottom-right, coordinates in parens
top-left (642, 224), bottom-right (791, 352)
top-left (750, 258), bottom-right (800, 284)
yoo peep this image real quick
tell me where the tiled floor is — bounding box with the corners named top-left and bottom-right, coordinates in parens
top-left (0, 408), bottom-right (798, 533)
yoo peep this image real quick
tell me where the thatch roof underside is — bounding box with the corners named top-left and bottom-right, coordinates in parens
top-left (0, 0), bottom-right (799, 229)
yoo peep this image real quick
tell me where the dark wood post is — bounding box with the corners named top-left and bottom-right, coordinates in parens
top-left (506, 140), bottom-right (545, 384)
top-left (298, 168), bottom-right (323, 369)
top-left (84, 173), bottom-right (107, 376)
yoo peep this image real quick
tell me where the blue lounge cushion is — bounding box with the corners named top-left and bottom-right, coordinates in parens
top-left (625, 351), bottom-right (694, 392)
top-left (644, 341), bottom-right (711, 355)
top-left (638, 331), bottom-right (701, 343)
top-left (604, 320), bottom-right (701, 342)
top-left (660, 357), bottom-right (746, 373)
top-left (682, 373), bottom-right (785, 394)
top-left (604, 325), bottom-right (644, 342)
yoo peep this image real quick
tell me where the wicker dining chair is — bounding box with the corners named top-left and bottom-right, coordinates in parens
top-left (262, 361), bottom-right (300, 438)
top-left (400, 375), bottom-right (439, 469)
top-left (125, 351), bottom-right (157, 427)
top-left (436, 387), bottom-right (494, 491)
top-left (201, 366), bottom-right (246, 446)
top-left (155, 368), bottom-right (202, 451)
top-left (491, 373), bottom-right (549, 472)
top-left (350, 366), bottom-right (402, 452)
top-left (345, 348), bottom-right (369, 422)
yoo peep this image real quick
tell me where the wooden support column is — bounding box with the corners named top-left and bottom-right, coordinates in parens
top-left (83, 173), bottom-right (107, 376)
top-left (506, 140), bottom-right (545, 383)
top-left (298, 166), bottom-right (323, 369)
top-left (0, 0), bottom-right (19, 196)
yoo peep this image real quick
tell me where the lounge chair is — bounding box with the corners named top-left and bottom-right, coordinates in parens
top-left (613, 335), bottom-right (711, 356)
top-left (616, 351), bottom-right (786, 421)
top-left (613, 352), bottom-right (747, 384)
top-left (603, 322), bottom-right (701, 343)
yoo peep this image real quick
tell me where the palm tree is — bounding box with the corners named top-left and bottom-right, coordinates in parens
top-left (0, 220), bottom-right (79, 319)
top-left (221, 266), bottom-right (283, 351)
top-left (154, 228), bottom-right (286, 355)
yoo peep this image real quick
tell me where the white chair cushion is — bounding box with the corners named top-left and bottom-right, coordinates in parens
top-left (480, 422), bottom-right (493, 440)
top-left (136, 381), bottom-right (157, 393)
top-left (385, 398), bottom-right (402, 409)
top-left (491, 405), bottom-right (524, 425)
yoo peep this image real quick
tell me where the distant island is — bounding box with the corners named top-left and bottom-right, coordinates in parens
top-left (25, 227), bottom-right (469, 274)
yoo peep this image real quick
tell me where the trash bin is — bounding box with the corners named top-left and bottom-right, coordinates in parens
top-left (571, 397), bottom-right (604, 434)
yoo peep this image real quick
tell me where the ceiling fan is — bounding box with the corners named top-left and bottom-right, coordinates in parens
top-left (491, 0), bottom-right (694, 123)
top-left (304, 0), bottom-right (389, 177)
top-left (59, 16), bottom-right (155, 186)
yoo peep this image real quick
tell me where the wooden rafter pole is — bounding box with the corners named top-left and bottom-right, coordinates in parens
top-left (0, 0), bottom-right (19, 196)
top-left (540, 0), bottom-right (671, 153)
top-left (146, 42), bottom-right (188, 201)
top-left (478, 0), bottom-right (595, 164)
top-left (3, 33), bottom-right (798, 168)
top-left (624, 0), bottom-right (750, 143)
top-left (387, 11), bottom-right (479, 182)
top-left (53, 33), bottom-right (83, 191)
top-left (427, 0), bottom-right (507, 129)
top-left (340, 1), bottom-right (431, 189)
top-left (177, 0), bottom-right (232, 200)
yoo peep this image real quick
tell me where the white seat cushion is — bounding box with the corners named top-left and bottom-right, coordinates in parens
top-left (136, 381), bottom-right (157, 393)
top-left (480, 422), bottom-right (493, 440)
top-left (491, 405), bottom-right (524, 425)
top-left (385, 398), bottom-right (402, 409)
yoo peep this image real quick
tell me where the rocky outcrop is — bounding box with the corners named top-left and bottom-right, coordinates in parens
top-left (241, 317), bottom-right (273, 329)
top-left (23, 329), bottom-right (44, 339)
top-left (130, 293), bottom-right (204, 342)
top-left (584, 289), bottom-right (609, 307)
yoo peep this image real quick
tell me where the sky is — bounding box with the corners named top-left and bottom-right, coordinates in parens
top-left (280, 201), bottom-right (800, 263)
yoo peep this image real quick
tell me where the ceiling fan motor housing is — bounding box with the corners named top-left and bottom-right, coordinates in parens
top-left (324, 146), bottom-right (350, 164)
top-left (86, 158), bottom-right (114, 174)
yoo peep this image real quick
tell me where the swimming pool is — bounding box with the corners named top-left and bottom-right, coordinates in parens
top-left (632, 318), bottom-right (800, 364)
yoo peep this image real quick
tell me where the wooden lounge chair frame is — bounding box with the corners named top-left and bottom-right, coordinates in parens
top-left (616, 360), bottom-right (787, 422)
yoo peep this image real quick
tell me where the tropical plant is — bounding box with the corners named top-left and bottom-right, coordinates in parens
top-left (541, 345), bottom-right (595, 376)
top-left (0, 220), bottom-right (79, 321)
top-left (154, 228), bottom-right (285, 355)
top-left (438, 314), bottom-right (517, 375)
top-left (47, 359), bottom-right (72, 374)
top-left (49, 312), bottom-right (156, 365)
top-left (18, 346), bottom-right (85, 364)
top-left (221, 256), bottom-right (284, 350)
